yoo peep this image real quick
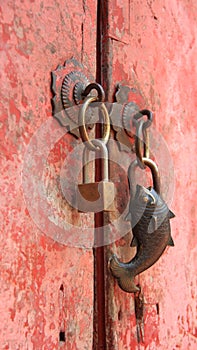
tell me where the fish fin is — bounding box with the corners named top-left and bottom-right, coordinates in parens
top-left (109, 255), bottom-right (139, 293)
top-left (148, 215), bottom-right (157, 233)
top-left (130, 236), bottom-right (138, 247)
top-left (168, 236), bottom-right (175, 246)
top-left (169, 210), bottom-right (175, 219)
top-left (109, 254), bottom-right (125, 278)
top-left (125, 212), bottom-right (132, 221)
top-left (118, 276), bottom-right (140, 293)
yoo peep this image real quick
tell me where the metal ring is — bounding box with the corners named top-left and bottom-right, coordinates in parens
top-left (133, 109), bottom-right (153, 129)
top-left (143, 128), bottom-right (150, 159)
top-left (78, 96), bottom-right (110, 151)
top-left (135, 120), bottom-right (145, 169)
top-left (135, 119), bottom-right (150, 169)
top-left (82, 83), bottom-right (105, 101)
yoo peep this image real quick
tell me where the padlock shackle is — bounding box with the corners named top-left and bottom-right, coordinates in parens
top-left (78, 96), bottom-right (110, 151)
top-left (82, 147), bottom-right (92, 184)
top-left (82, 139), bottom-right (109, 184)
top-left (93, 139), bottom-right (108, 181)
top-left (128, 157), bottom-right (161, 197)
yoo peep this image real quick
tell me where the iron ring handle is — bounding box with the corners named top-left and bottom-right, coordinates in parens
top-left (133, 109), bottom-right (153, 129)
top-left (82, 83), bottom-right (105, 102)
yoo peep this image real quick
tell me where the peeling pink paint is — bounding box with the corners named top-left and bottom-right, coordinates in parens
top-left (0, 0), bottom-right (197, 349)
top-left (106, 0), bottom-right (197, 349)
top-left (0, 1), bottom-right (96, 349)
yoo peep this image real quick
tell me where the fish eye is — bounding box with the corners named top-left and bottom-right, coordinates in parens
top-left (143, 196), bottom-right (149, 203)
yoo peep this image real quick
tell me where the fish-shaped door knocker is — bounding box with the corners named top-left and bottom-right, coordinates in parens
top-left (109, 157), bottom-right (175, 293)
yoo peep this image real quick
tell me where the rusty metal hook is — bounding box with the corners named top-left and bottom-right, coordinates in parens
top-left (82, 83), bottom-right (105, 102)
top-left (132, 109), bottom-right (153, 129)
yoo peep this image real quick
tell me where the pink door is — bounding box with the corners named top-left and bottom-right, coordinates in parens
top-left (0, 1), bottom-right (197, 349)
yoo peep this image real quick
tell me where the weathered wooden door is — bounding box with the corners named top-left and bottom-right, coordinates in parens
top-left (0, 1), bottom-right (97, 349)
top-left (1, 1), bottom-right (197, 350)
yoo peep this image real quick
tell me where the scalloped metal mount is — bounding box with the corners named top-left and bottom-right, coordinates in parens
top-left (51, 58), bottom-right (146, 149)
top-left (61, 71), bottom-right (90, 108)
top-left (111, 85), bottom-right (146, 151)
top-left (51, 58), bottom-right (95, 137)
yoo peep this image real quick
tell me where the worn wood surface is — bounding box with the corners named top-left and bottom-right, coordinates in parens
top-left (104, 1), bottom-right (197, 349)
top-left (0, 1), bottom-right (197, 349)
top-left (0, 1), bottom-right (97, 349)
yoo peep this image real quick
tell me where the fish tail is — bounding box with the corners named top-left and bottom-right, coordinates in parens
top-left (109, 254), bottom-right (140, 293)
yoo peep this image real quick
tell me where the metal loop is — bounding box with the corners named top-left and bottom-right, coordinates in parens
top-left (143, 157), bottom-right (160, 194)
top-left (133, 109), bottom-right (153, 129)
top-left (82, 145), bottom-right (92, 184)
top-left (78, 96), bottom-right (110, 151)
top-left (135, 120), bottom-right (145, 169)
top-left (143, 128), bottom-right (150, 159)
top-left (135, 120), bottom-right (150, 169)
top-left (82, 139), bottom-right (108, 183)
top-left (82, 83), bottom-right (105, 102)
top-left (92, 139), bottom-right (108, 181)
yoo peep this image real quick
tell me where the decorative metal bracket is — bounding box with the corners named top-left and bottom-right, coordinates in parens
top-left (51, 58), bottom-right (146, 150)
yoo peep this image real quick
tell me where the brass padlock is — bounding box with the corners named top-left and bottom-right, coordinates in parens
top-left (77, 139), bottom-right (115, 212)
